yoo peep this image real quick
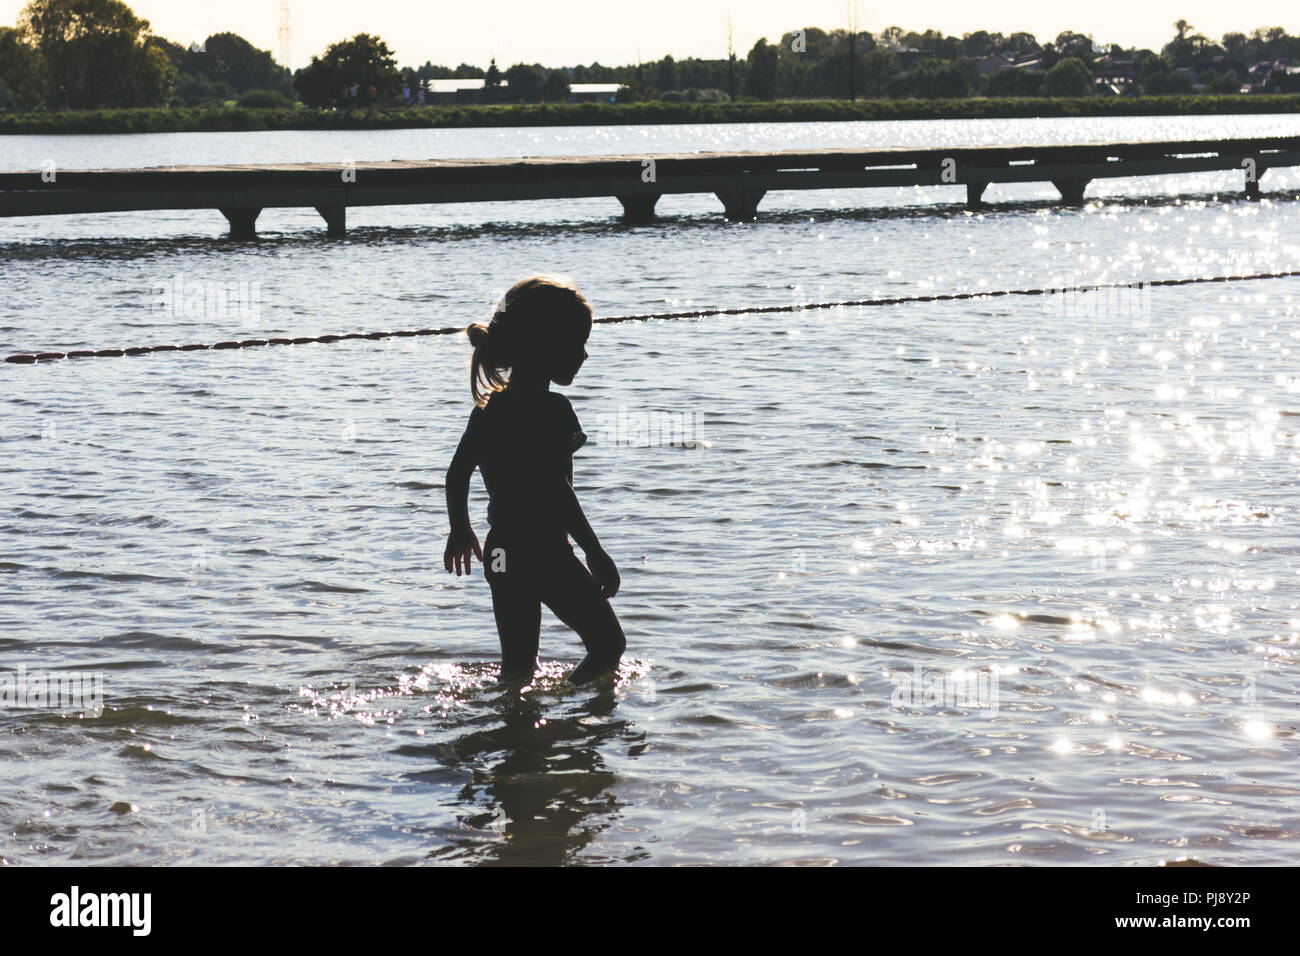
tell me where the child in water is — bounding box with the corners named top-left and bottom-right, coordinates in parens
top-left (442, 275), bottom-right (626, 685)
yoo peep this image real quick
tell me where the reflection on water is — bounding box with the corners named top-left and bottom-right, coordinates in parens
top-left (289, 660), bottom-right (651, 866)
top-left (424, 677), bottom-right (639, 866)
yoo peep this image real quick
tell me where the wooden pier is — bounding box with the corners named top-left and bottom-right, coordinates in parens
top-left (0, 136), bottom-right (1296, 238)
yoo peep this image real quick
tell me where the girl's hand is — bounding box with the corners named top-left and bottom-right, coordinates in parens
top-left (443, 526), bottom-right (484, 576)
top-left (586, 547), bottom-right (620, 599)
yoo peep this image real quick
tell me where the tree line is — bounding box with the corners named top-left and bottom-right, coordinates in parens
top-left (625, 24), bottom-right (1300, 102)
top-left (0, 0), bottom-right (292, 111)
top-left (1, 0), bottom-right (1298, 113)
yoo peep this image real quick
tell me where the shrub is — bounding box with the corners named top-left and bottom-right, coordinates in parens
top-left (236, 89), bottom-right (295, 109)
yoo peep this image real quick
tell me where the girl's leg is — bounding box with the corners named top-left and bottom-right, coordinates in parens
top-left (539, 547), bottom-right (627, 685)
top-left (483, 533), bottom-right (542, 682)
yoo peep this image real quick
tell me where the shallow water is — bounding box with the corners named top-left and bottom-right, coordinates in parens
top-left (2, 116), bottom-right (1300, 865)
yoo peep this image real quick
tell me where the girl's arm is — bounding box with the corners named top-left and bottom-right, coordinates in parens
top-left (557, 478), bottom-right (620, 598)
top-left (443, 424), bottom-right (483, 575)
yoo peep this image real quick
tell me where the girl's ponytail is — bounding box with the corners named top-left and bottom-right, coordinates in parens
top-left (467, 319), bottom-right (508, 407)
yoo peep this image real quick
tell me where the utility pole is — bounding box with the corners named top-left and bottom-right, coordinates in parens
top-left (726, 13), bottom-right (736, 100)
top-left (847, 0), bottom-right (858, 100)
top-left (278, 0), bottom-right (292, 72)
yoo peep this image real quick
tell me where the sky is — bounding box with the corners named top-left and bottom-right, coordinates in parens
top-left (1, 1), bottom-right (1296, 71)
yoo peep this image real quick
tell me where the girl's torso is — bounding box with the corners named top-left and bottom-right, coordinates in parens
top-left (468, 387), bottom-right (586, 544)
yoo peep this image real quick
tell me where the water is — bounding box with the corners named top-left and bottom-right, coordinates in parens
top-left (2, 116), bottom-right (1300, 865)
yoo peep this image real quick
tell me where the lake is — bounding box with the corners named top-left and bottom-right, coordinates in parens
top-left (2, 113), bottom-right (1300, 865)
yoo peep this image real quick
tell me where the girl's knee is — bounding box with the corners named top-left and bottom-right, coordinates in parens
top-left (593, 605), bottom-right (625, 657)
top-left (571, 610), bottom-right (623, 664)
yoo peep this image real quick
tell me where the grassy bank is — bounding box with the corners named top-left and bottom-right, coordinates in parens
top-left (2, 94), bottom-right (1299, 134)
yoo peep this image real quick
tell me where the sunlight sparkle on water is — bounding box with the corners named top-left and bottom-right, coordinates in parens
top-left (1244, 719), bottom-right (1273, 741)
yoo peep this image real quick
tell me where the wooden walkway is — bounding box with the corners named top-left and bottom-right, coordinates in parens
top-left (1, 136), bottom-right (1296, 237)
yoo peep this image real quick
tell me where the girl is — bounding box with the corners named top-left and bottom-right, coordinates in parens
top-left (443, 275), bottom-right (626, 685)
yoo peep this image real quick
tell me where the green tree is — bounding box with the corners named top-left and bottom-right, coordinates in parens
top-left (131, 38), bottom-right (174, 104)
top-left (988, 67), bottom-right (1043, 96)
top-left (186, 32), bottom-right (291, 96)
top-left (19, 0), bottom-right (174, 108)
top-left (1199, 68), bottom-right (1240, 93)
top-left (901, 59), bottom-right (969, 98)
top-left (745, 38), bottom-right (779, 98)
top-left (1220, 32), bottom-right (1247, 57)
top-left (503, 63), bottom-right (544, 102)
top-left (962, 31), bottom-right (1003, 57)
top-left (1054, 30), bottom-right (1095, 63)
top-left (541, 68), bottom-right (570, 102)
top-left (483, 57), bottom-right (501, 103)
top-left (293, 33), bottom-right (399, 108)
top-left (1164, 20), bottom-right (1197, 67)
top-left (859, 47), bottom-right (898, 96)
top-left (655, 54), bottom-right (677, 92)
top-left (1005, 32), bottom-right (1040, 55)
top-left (1043, 56), bottom-right (1092, 96)
top-left (879, 25), bottom-right (905, 49)
top-left (1250, 26), bottom-right (1289, 60)
top-left (0, 25), bottom-right (45, 109)
top-left (236, 88), bottom-right (293, 108)
top-left (1136, 53), bottom-right (1189, 93)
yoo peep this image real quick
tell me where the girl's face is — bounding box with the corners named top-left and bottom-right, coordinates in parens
top-left (550, 332), bottom-right (589, 386)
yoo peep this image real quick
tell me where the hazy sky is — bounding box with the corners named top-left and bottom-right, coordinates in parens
top-left (1, 1), bottom-right (1296, 70)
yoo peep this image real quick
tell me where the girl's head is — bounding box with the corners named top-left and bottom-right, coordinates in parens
top-left (467, 275), bottom-right (593, 406)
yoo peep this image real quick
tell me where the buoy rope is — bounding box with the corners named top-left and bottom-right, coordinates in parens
top-left (6, 269), bottom-right (1299, 365)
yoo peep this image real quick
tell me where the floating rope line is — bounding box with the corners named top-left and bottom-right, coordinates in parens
top-left (6, 269), bottom-right (1300, 365)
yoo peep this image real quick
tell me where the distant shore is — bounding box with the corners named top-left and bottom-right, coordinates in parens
top-left (2, 95), bottom-right (1299, 135)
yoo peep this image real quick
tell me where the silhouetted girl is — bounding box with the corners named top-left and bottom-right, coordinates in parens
top-left (443, 275), bottom-right (625, 685)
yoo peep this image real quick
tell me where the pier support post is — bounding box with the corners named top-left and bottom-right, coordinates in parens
top-left (1051, 179), bottom-right (1090, 206)
top-left (219, 207), bottom-right (261, 239)
top-left (966, 181), bottom-right (989, 210)
top-left (716, 189), bottom-right (766, 221)
top-left (1245, 164), bottom-right (1266, 201)
top-left (315, 205), bottom-right (347, 237)
top-left (616, 193), bottom-right (660, 224)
